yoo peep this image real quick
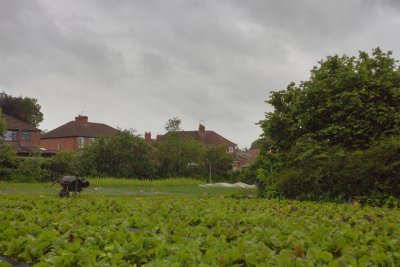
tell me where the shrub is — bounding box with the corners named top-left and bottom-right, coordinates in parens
top-left (0, 143), bottom-right (17, 181)
top-left (41, 151), bottom-right (81, 182)
top-left (272, 137), bottom-right (400, 201)
top-left (11, 157), bottom-right (48, 182)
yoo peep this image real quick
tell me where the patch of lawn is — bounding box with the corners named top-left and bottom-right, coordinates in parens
top-left (0, 181), bottom-right (255, 197)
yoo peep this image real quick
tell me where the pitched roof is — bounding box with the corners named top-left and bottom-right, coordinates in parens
top-left (41, 120), bottom-right (118, 139)
top-left (11, 144), bottom-right (56, 156)
top-left (158, 126), bottom-right (236, 147)
top-left (3, 113), bottom-right (40, 131)
top-left (179, 131), bottom-right (236, 147)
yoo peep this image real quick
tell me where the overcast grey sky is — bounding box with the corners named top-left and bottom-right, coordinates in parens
top-left (1, 0), bottom-right (400, 147)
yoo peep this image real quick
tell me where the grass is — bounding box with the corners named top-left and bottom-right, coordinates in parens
top-left (87, 177), bottom-right (205, 187)
top-left (0, 180), bottom-right (256, 197)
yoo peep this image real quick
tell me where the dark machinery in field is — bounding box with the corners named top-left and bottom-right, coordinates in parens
top-left (56, 176), bottom-right (90, 198)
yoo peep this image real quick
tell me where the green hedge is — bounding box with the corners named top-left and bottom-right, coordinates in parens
top-left (271, 137), bottom-right (400, 202)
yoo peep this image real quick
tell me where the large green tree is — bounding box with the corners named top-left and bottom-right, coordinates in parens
top-left (258, 48), bottom-right (400, 200)
top-left (261, 48), bottom-right (400, 152)
top-left (0, 91), bottom-right (43, 127)
top-left (155, 133), bottom-right (205, 177)
top-left (80, 130), bottom-right (155, 178)
top-left (204, 144), bottom-right (233, 182)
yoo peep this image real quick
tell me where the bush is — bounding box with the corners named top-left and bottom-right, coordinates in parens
top-left (0, 143), bottom-right (17, 180)
top-left (271, 137), bottom-right (400, 201)
top-left (11, 157), bottom-right (48, 182)
top-left (80, 130), bottom-right (155, 178)
top-left (41, 151), bottom-right (81, 182)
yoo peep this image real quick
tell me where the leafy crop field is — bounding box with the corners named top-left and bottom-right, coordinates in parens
top-left (1, 193), bottom-right (400, 266)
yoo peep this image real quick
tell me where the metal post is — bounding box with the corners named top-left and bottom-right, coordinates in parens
top-left (209, 164), bottom-right (212, 184)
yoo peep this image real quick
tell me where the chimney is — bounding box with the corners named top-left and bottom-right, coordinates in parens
top-left (199, 123), bottom-right (206, 140)
top-left (75, 115), bottom-right (88, 124)
top-left (144, 132), bottom-right (152, 141)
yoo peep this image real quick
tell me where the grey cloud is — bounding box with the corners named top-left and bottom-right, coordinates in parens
top-left (1, 0), bottom-right (400, 146)
top-left (0, 0), bottom-right (125, 87)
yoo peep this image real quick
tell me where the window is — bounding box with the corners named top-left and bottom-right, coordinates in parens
top-left (2, 131), bottom-right (17, 141)
top-left (22, 131), bottom-right (31, 141)
top-left (228, 146), bottom-right (234, 153)
top-left (78, 137), bottom-right (85, 149)
top-left (57, 143), bottom-right (62, 151)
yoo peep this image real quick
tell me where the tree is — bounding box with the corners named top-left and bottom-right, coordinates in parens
top-left (42, 151), bottom-right (81, 181)
top-left (80, 130), bottom-right (155, 178)
top-left (164, 117), bottom-right (181, 132)
top-left (0, 143), bottom-right (17, 180)
top-left (155, 133), bottom-right (205, 177)
top-left (0, 91), bottom-right (43, 127)
top-left (0, 109), bottom-right (6, 136)
top-left (204, 145), bottom-right (233, 182)
top-left (258, 48), bottom-right (400, 200)
top-left (261, 48), bottom-right (400, 152)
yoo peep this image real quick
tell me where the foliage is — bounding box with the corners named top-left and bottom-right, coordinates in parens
top-left (0, 144), bottom-right (17, 181)
top-left (204, 145), bottom-right (234, 182)
top-left (11, 158), bottom-right (48, 182)
top-left (261, 48), bottom-right (400, 151)
top-left (0, 91), bottom-right (43, 127)
top-left (258, 48), bottom-right (400, 200)
top-left (0, 109), bottom-right (6, 136)
top-left (155, 133), bottom-right (205, 177)
top-left (80, 130), bottom-right (155, 178)
top-left (1, 195), bottom-right (400, 266)
top-left (41, 151), bottom-right (81, 182)
top-left (164, 117), bottom-right (181, 132)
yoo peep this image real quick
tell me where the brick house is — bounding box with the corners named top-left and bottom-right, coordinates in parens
top-left (40, 115), bottom-right (118, 151)
top-left (233, 147), bottom-right (260, 169)
top-left (152, 123), bottom-right (237, 153)
top-left (1, 113), bottom-right (55, 156)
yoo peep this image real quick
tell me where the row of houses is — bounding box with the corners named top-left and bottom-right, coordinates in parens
top-left (1, 113), bottom-right (259, 168)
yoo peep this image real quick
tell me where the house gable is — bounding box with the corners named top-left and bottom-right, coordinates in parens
top-left (1, 113), bottom-right (55, 157)
top-left (40, 116), bottom-right (118, 151)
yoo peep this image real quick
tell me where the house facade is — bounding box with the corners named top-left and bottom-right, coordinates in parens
top-left (40, 115), bottom-right (118, 151)
top-left (1, 113), bottom-right (55, 156)
top-left (233, 147), bottom-right (260, 169)
top-left (152, 123), bottom-right (237, 153)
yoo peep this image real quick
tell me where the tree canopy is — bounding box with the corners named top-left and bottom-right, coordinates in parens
top-left (80, 130), bottom-right (155, 178)
top-left (0, 91), bottom-right (43, 127)
top-left (164, 117), bottom-right (181, 132)
top-left (155, 133), bottom-right (205, 177)
top-left (0, 109), bottom-right (6, 135)
top-left (261, 48), bottom-right (400, 152)
top-left (257, 48), bottom-right (400, 200)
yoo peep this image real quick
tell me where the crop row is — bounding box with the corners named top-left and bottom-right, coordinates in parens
top-left (1, 195), bottom-right (400, 266)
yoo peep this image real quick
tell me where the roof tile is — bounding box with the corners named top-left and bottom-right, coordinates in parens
top-left (3, 113), bottom-right (40, 131)
top-left (41, 120), bottom-right (118, 139)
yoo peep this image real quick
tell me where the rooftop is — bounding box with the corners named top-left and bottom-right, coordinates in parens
top-left (41, 115), bottom-right (118, 139)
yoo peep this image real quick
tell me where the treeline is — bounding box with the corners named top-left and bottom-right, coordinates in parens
top-left (250, 48), bottom-right (400, 203)
top-left (0, 130), bottom-right (234, 182)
